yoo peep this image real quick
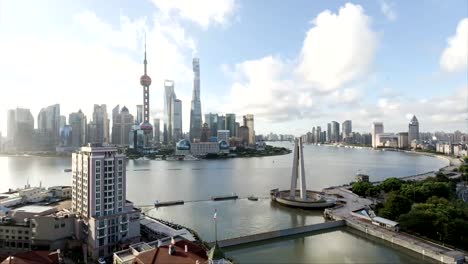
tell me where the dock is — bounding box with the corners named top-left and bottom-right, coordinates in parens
top-left (154, 200), bottom-right (184, 207)
top-left (211, 194), bottom-right (238, 201)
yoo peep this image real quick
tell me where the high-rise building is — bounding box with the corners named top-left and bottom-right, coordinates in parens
top-left (163, 80), bottom-right (176, 144)
top-left (243, 114), bottom-right (255, 145)
top-left (225, 114), bottom-right (236, 138)
top-left (172, 99), bottom-right (182, 141)
top-left (205, 113), bottom-right (219, 137)
top-left (69, 110), bottom-right (87, 148)
top-left (316, 126), bottom-right (322, 143)
top-left (408, 115), bottom-right (419, 145)
top-left (37, 104), bottom-right (61, 146)
top-left (72, 144), bottom-right (140, 260)
top-left (136, 105), bottom-right (143, 125)
top-left (235, 122), bottom-right (240, 138)
top-left (327, 123), bottom-right (331, 142)
top-left (7, 108), bottom-right (34, 151)
top-left (311, 127), bottom-right (316, 143)
top-left (397, 132), bottom-right (409, 149)
top-left (201, 123), bottom-right (210, 142)
top-left (60, 115), bottom-right (67, 129)
top-left (153, 118), bottom-right (160, 143)
top-left (111, 106), bottom-right (134, 146)
top-left (139, 39), bottom-right (153, 145)
top-left (189, 58), bottom-right (202, 142)
top-left (372, 122), bottom-right (384, 148)
top-left (331, 121), bottom-right (340, 142)
top-left (342, 120), bottom-right (352, 140)
top-left (239, 126), bottom-right (250, 146)
top-left (218, 115), bottom-right (226, 131)
top-left (88, 104), bottom-right (109, 144)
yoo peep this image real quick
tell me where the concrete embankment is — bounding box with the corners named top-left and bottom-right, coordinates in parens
top-left (216, 220), bottom-right (345, 248)
top-left (345, 218), bottom-right (465, 264)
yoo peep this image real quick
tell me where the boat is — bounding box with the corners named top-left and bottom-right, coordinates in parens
top-left (211, 194), bottom-right (238, 201)
top-left (154, 200), bottom-right (184, 207)
top-left (248, 195), bottom-right (258, 201)
top-left (64, 169), bottom-right (72, 172)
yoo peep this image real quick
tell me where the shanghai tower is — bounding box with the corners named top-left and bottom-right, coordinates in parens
top-left (189, 58), bottom-right (202, 141)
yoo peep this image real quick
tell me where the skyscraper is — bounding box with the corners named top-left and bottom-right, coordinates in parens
top-left (408, 115), bottom-right (419, 145)
top-left (139, 38), bottom-right (153, 145)
top-left (189, 58), bottom-right (202, 142)
top-left (69, 110), bottom-right (87, 148)
top-left (163, 80), bottom-right (176, 143)
top-left (136, 105), bottom-right (143, 125)
top-left (225, 113), bottom-right (236, 138)
top-left (331, 121), bottom-right (340, 142)
top-left (372, 122), bottom-right (384, 148)
top-left (60, 115), bottom-right (67, 129)
top-left (316, 126), bottom-right (322, 143)
top-left (7, 108), bottom-right (34, 151)
top-left (243, 114), bottom-right (255, 145)
top-left (327, 123), bottom-right (331, 142)
top-left (172, 99), bottom-right (182, 141)
top-left (218, 115), bottom-right (226, 131)
top-left (111, 106), bottom-right (134, 146)
top-left (342, 120), bottom-right (352, 141)
top-left (37, 104), bottom-right (61, 145)
top-left (205, 113), bottom-right (218, 137)
top-left (72, 144), bottom-right (140, 260)
top-left (88, 104), bottom-right (109, 144)
top-left (153, 118), bottom-right (160, 143)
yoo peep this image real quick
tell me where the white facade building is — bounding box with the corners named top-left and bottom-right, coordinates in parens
top-left (72, 144), bottom-right (140, 260)
top-left (372, 122), bottom-right (384, 148)
top-left (190, 142), bottom-right (220, 156)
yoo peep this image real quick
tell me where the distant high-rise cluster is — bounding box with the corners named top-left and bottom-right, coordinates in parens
top-left (372, 115), bottom-right (421, 149)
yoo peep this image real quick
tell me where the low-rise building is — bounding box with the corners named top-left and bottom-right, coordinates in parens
top-left (190, 142), bottom-right (220, 156)
top-left (113, 237), bottom-right (210, 264)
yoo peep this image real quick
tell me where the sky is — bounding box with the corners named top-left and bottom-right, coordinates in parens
top-left (0, 0), bottom-right (467, 136)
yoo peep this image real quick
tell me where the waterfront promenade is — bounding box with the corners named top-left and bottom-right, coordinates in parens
top-left (323, 187), bottom-right (467, 264)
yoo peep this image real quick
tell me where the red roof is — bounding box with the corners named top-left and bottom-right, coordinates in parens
top-left (0, 251), bottom-right (59, 264)
top-left (133, 241), bottom-right (207, 264)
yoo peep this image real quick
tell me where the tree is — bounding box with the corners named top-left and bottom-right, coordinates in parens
top-left (378, 192), bottom-right (412, 220)
top-left (380, 178), bottom-right (403, 193)
top-left (352, 181), bottom-right (374, 197)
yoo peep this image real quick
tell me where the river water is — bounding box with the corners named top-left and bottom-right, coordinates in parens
top-left (0, 143), bottom-right (447, 263)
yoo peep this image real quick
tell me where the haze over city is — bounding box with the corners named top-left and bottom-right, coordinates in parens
top-left (0, 0), bottom-right (467, 135)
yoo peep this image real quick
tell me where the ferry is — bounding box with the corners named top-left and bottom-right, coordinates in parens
top-left (63, 169), bottom-right (72, 172)
top-left (248, 195), bottom-right (258, 201)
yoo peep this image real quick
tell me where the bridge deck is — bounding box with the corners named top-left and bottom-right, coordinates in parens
top-left (214, 220), bottom-right (345, 248)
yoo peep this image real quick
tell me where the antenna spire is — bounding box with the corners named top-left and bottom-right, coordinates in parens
top-left (144, 32), bottom-right (147, 75)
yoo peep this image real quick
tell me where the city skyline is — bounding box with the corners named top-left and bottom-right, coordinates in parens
top-left (0, 0), bottom-right (467, 135)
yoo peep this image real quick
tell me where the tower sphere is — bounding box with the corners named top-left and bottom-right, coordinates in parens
top-left (140, 75), bottom-right (151, 86)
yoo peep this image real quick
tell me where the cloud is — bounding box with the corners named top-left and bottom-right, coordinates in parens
top-left (379, 0), bottom-right (397, 21)
top-left (150, 0), bottom-right (236, 29)
top-left (220, 3), bottom-right (378, 128)
top-left (440, 18), bottom-right (468, 72)
top-left (296, 3), bottom-right (378, 92)
top-left (0, 8), bottom-right (197, 134)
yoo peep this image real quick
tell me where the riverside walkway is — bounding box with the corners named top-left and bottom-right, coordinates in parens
top-left (323, 187), bottom-right (467, 264)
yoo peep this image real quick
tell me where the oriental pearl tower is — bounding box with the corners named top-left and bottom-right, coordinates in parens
top-left (139, 36), bottom-right (153, 146)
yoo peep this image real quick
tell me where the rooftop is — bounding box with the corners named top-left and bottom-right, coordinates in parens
top-left (372, 216), bottom-right (399, 227)
top-left (13, 205), bottom-right (55, 214)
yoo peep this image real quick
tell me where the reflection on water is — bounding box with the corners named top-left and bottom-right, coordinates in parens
top-left (224, 227), bottom-right (438, 264)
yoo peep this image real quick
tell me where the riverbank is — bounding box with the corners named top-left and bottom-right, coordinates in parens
top-left (323, 187), bottom-right (467, 263)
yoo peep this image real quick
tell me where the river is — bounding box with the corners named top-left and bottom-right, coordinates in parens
top-left (0, 143), bottom-right (447, 263)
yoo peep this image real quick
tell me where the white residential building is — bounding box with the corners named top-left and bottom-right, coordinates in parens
top-left (72, 144), bottom-right (140, 260)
